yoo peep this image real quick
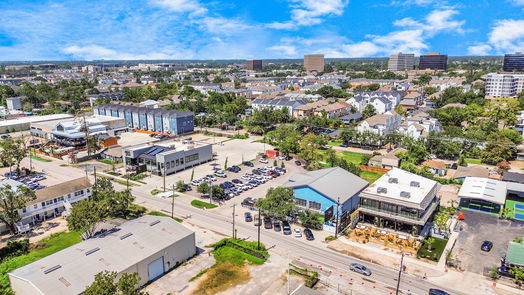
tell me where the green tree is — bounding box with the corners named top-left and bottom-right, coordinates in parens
top-left (256, 187), bottom-right (296, 220)
top-left (84, 271), bottom-right (148, 295)
top-left (299, 133), bottom-right (319, 164)
top-left (197, 182), bottom-right (210, 194)
top-left (298, 210), bottom-right (323, 229)
top-left (394, 104), bottom-right (407, 117)
top-left (175, 180), bottom-right (186, 192)
top-left (424, 87), bottom-right (437, 95)
top-left (211, 185), bottom-right (225, 200)
top-left (426, 237), bottom-right (436, 251)
top-left (0, 185), bottom-right (36, 233)
top-left (66, 199), bottom-right (105, 239)
top-left (325, 149), bottom-right (337, 167)
top-left (434, 212), bottom-right (449, 230)
top-left (510, 266), bottom-right (524, 285)
top-left (361, 104), bottom-right (377, 119)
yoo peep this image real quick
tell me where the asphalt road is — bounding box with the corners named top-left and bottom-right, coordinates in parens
top-left (131, 188), bottom-right (465, 295)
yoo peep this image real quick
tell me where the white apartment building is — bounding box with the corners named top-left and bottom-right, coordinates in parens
top-left (388, 53), bottom-right (415, 71)
top-left (398, 111), bottom-right (441, 139)
top-left (346, 92), bottom-right (401, 114)
top-left (357, 111), bottom-right (401, 136)
top-left (485, 73), bottom-right (524, 98)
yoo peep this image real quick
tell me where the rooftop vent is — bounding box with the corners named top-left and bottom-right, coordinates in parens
top-left (400, 191), bottom-right (411, 198)
top-left (44, 265), bottom-right (62, 274)
top-left (85, 247), bottom-right (100, 256)
top-left (377, 187), bottom-right (388, 194)
top-left (388, 177), bottom-right (398, 184)
top-left (120, 233), bottom-right (133, 240)
top-left (410, 181), bottom-right (420, 187)
top-left (149, 220), bottom-right (160, 227)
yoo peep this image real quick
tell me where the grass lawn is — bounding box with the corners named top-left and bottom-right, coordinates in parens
top-left (417, 237), bottom-right (448, 262)
top-left (465, 158), bottom-right (482, 165)
top-left (328, 139), bottom-right (343, 146)
top-left (98, 159), bottom-right (121, 165)
top-left (0, 232), bottom-right (81, 292)
top-left (360, 171), bottom-right (383, 183)
top-left (191, 200), bottom-right (218, 209)
top-left (148, 211), bottom-right (183, 223)
top-left (30, 152), bottom-right (51, 162)
top-left (317, 149), bottom-right (368, 166)
top-left (100, 176), bottom-right (137, 187)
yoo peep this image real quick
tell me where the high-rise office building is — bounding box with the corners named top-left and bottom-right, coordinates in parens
top-left (246, 60), bottom-right (263, 71)
top-left (485, 73), bottom-right (524, 98)
top-left (419, 53), bottom-right (448, 71)
top-left (503, 52), bottom-right (524, 72)
top-left (304, 54), bottom-right (325, 72)
top-left (388, 53), bottom-right (415, 71)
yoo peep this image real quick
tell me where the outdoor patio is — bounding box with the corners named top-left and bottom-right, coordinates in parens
top-left (347, 223), bottom-right (423, 254)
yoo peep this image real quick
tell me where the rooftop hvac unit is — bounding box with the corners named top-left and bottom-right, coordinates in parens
top-left (410, 181), bottom-right (420, 187)
top-left (377, 187), bottom-right (387, 194)
top-left (400, 191), bottom-right (411, 198)
top-left (388, 177), bottom-right (398, 184)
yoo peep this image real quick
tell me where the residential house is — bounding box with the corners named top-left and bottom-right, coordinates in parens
top-left (251, 98), bottom-right (308, 116)
top-left (312, 102), bottom-right (351, 119)
top-left (357, 111), bottom-right (401, 136)
top-left (398, 111), bottom-right (441, 139)
top-left (421, 160), bottom-right (447, 176)
top-left (347, 91), bottom-right (401, 114)
top-left (368, 148), bottom-right (407, 169)
top-left (453, 166), bottom-right (490, 181)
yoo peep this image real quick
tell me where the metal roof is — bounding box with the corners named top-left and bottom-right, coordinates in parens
top-left (9, 215), bottom-right (194, 295)
top-left (95, 104), bottom-right (193, 119)
top-left (458, 177), bottom-right (507, 205)
top-left (282, 167), bottom-right (368, 204)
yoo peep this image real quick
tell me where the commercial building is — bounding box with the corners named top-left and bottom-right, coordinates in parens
top-left (282, 167), bottom-right (368, 231)
top-left (358, 168), bottom-right (440, 236)
top-left (94, 104), bottom-right (194, 135)
top-left (6, 96), bottom-right (22, 112)
top-left (458, 177), bottom-right (507, 214)
top-left (503, 52), bottom-right (524, 72)
top-left (304, 54), bottom-right (325, 72)
top-left (0, 114), bottom-right (74, 134)
top-left (485, 73), bottom-right (524, 98)
top-left (246, 60), bottom-right (263, 71)
top-left (388, 53), bottom-right (415, 71)
top-left (8, 215), bottom-right (196, 295)
top-left (419, 53), bottom-right (448, 71)
top-left (123, 139), bottom-right (213, 175)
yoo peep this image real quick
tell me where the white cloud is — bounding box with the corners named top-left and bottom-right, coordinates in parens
top-left (149, 0), bottom-right (207, 15)
top-left (197, 17), bottom-right (253, 35)
top-left (268, 0), bottom-right (349, 29)
top-left (62, 45), bottom-right (193, 60)
top-left (390, 0), bottom-right (441, 6)
top-left (468, 44), bottom-right (492, 55)
top-left (394, 9), bottom-right (465, 35)
top-left (342, 42), bottom-right (381, 57)
top-left (510, 0), bottom-right (524, 6)
top-left (488, 19), bottom-right (524, 52)
top-left (268, 45), bottom-right (298, 57)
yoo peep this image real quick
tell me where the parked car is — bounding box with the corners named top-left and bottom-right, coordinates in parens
top-left (0, 134), bottom-right (11, 139)
top-left (245, 212), bottom-right (253, 222)
top-left (429, 289), bottom-right (451, 295)
top-left (273, 221), bottom-right (281, 232)
top-left (282, 221), bottom-right (292, 235)
top-left (254, 215), bottom-right (261, 226)
top-left (481, 241), bottom-right (493, 252)
top-left (259, 158), bottom-right (269, 164)
top-left (295, 160), bottom-right (302, 166)
top-left (184, 184), bottom-right (192, 191)
top-left (228, 166), bottom-right (241, 173)
top-left (304, 228), bottom-right (314, 240)
top-left (232, 179), bottom-right (243, 184)
top-left (340, 143), bottom-right (348, 148)
top-left (263, 217), bottom-right (273, 229)
top-left (294, 228), bottom-right (302, 238)
top-left (497, 266), bottom-right (515, 278)
top-left (349, 263), bottom-right (372, 276)
top-left (243, 161), bottom-right (254, 167)
top-left (214, 171), bottom-right (227, 178)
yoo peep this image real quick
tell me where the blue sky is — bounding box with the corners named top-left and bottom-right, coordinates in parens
top-left (0, 0), bottom-right (523, 60)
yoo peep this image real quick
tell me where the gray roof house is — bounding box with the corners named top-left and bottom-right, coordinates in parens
top-left (251, 98), bottom-right (308, 116)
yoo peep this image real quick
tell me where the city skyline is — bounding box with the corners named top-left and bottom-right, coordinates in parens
top-left (0, 0), bottom-right (522, 61)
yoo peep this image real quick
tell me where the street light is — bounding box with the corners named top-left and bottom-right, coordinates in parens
top-left (395, 252), bottom-right (405, 295)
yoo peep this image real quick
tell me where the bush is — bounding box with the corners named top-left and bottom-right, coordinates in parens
top-left (0, 239), bottom-right (29, 262)
top-left (191, 200), bottom-right (218, 209)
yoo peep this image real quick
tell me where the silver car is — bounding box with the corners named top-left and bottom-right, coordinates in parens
top-left (349, 263), bottom-right (372, 276)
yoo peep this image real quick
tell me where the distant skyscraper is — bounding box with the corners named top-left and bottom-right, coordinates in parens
top-left (304, 54), bottom-right (325, 72)
top-left (419, 53), bottom-right (448, 71)
top-left (388, 53), bottom-right (415, 71)
top-left (246, 60), bottom-right (263, 71)
top-left (503, 52), bottom-right (524, 72)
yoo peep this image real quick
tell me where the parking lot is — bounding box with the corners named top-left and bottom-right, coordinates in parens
top-left (453, 210), bottom-right (524, 274)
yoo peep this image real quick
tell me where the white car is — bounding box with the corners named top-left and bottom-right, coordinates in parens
top-left (214, 171), bottom-right (227, 178)
top-left (241, 174), bottom-right (251, 180)
top-left (294, 228), bottom-right (302, 238)
top-left (259, 158), bottom-right (269, 164)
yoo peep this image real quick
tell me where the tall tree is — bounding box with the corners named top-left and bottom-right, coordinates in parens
top-left (66, 200), bottom-right (105, 239)
top-left (361, 104), bottom-right (377, 119)
top-left (299, 133), bottom-right (319, 163)
top-left (298, 210), bottom-right (323, 229)
top-left (256, 187), bottom-right (296, 220)
top-left (0, 185), bottom-right (36, 233)
top-left (84, 271), bottom-right (148, 295)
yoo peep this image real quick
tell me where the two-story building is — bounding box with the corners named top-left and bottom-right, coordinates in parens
top-left (358, 168), bottom-right (440, 236)
top-left (357, 111), bottom-right (401, 136)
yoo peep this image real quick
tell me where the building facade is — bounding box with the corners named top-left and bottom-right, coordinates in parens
top-left (503, 52), bottom-right (524, 72)
top-left (388, 53), bottom-right (415, 71)
top-left (304, 54), bottom-right (325, 72)
top-left (485, 73), bottom-right (524, 98)
top-left (419, 53), bottom-right (448, 71)
top-left (246, 60), bottom-right (263, 71)
top-left (93, 104), bottom-right (194, 135)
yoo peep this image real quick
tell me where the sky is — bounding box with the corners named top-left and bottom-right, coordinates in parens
top-left (0, 0), bottom-right (523, 61)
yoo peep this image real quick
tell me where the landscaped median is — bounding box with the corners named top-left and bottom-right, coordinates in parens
top-left (191, 200), bottom-right (218, 209)
top-left (191, 238), bottom-right (268, 295)
top-left (147, 211), bottom-right (183, 223)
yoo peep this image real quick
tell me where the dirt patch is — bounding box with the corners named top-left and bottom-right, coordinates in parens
top-left (192, 262), bottom-right (251, 295)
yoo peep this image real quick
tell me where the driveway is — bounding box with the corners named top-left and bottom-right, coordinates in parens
top-left (453, 210), bottom-right (524, 274)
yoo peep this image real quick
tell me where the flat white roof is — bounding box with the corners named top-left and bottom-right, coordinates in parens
top-left (458, 177), bottom-right (507, 205)
top-left (0, 114), bottom-right (74, 127)
top-left (362, 168), bottom-right (437, 206)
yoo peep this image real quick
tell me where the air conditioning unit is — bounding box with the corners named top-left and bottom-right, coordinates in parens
top-left (410, 181), bottom-right (420, 187)
top-left (400, 191), bottom-right (411, 198)
top-left (388, 177), bottom-right (398, 184)
top-left (377, 187), bottom-right (387, 194)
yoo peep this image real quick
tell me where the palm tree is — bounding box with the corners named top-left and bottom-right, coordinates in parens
top-left (426, 237), bottom-right (436, 252)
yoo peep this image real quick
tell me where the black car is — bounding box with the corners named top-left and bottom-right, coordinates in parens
top-left (228, 166), bottom-right (241, 173)
top-left (282, 221), bottom-right (292, 235)
top-left (481, 240), bottom-right (493, 252)
top-left (284, 155), bottom-right (292, 161)
top-left (497, 266), bottom-right (515, 278)
top-left (263, 217), bottom-right (273, 229)
top-left (242, 161), bottom-right (254, 167)
top-left (184, 184), bottom-right (192, 191)
top-left (304, 228), bottom-right (314, 240)
top-left (232, 179), bottom-right (243, 184)
top-left (429, 289), bottom-right (450, 295)
top-left (273, 221), bottom-right (281, 231)
top-left (295, 160), bottom-right (302, 166)
top-left (244, 212), bottom-right (253, 222)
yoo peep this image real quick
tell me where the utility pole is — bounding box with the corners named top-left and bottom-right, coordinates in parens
top-left (171, 184), bottom-right (175, 218)
top-left (395, 252), bottom-right (405, 295)
top-left (335, 197), bottom-right (340, 238)
top-left (209, 182), bottom-right (213, 204)
top-left (93, 166), bottom-right (97, 186)
top-left (257, 207), bottom-right (261, 250)
top-left (231, 204), bottom-right (236, 239)
top-left (163, 163), bottom-right (166, 192)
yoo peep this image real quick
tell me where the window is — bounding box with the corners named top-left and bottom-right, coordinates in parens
top-left (309, 201), bottom-right (321, 211)
top-left (22, 208), bottom-right (26, 213)
top-left (41, 202), bottom-right (46, 208)
top-left (295, 198), bottom-right (307, 207)
top-left (166, 162), bottom-right (171, 169)
top-left (46, 200), bottom-right (53, 206)
top-left (175, 159), bottom-right (179, 166)
top-left (185, 153), bottom-right (199, 163)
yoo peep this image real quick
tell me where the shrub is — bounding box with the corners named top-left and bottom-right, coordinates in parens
top-left (0, 239), bottom-right (29, 262)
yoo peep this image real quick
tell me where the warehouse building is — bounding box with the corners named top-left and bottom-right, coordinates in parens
top-left (8, 215), bottom-right (196, 295)
top-left (93, 104), bottom-right (194, 135)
